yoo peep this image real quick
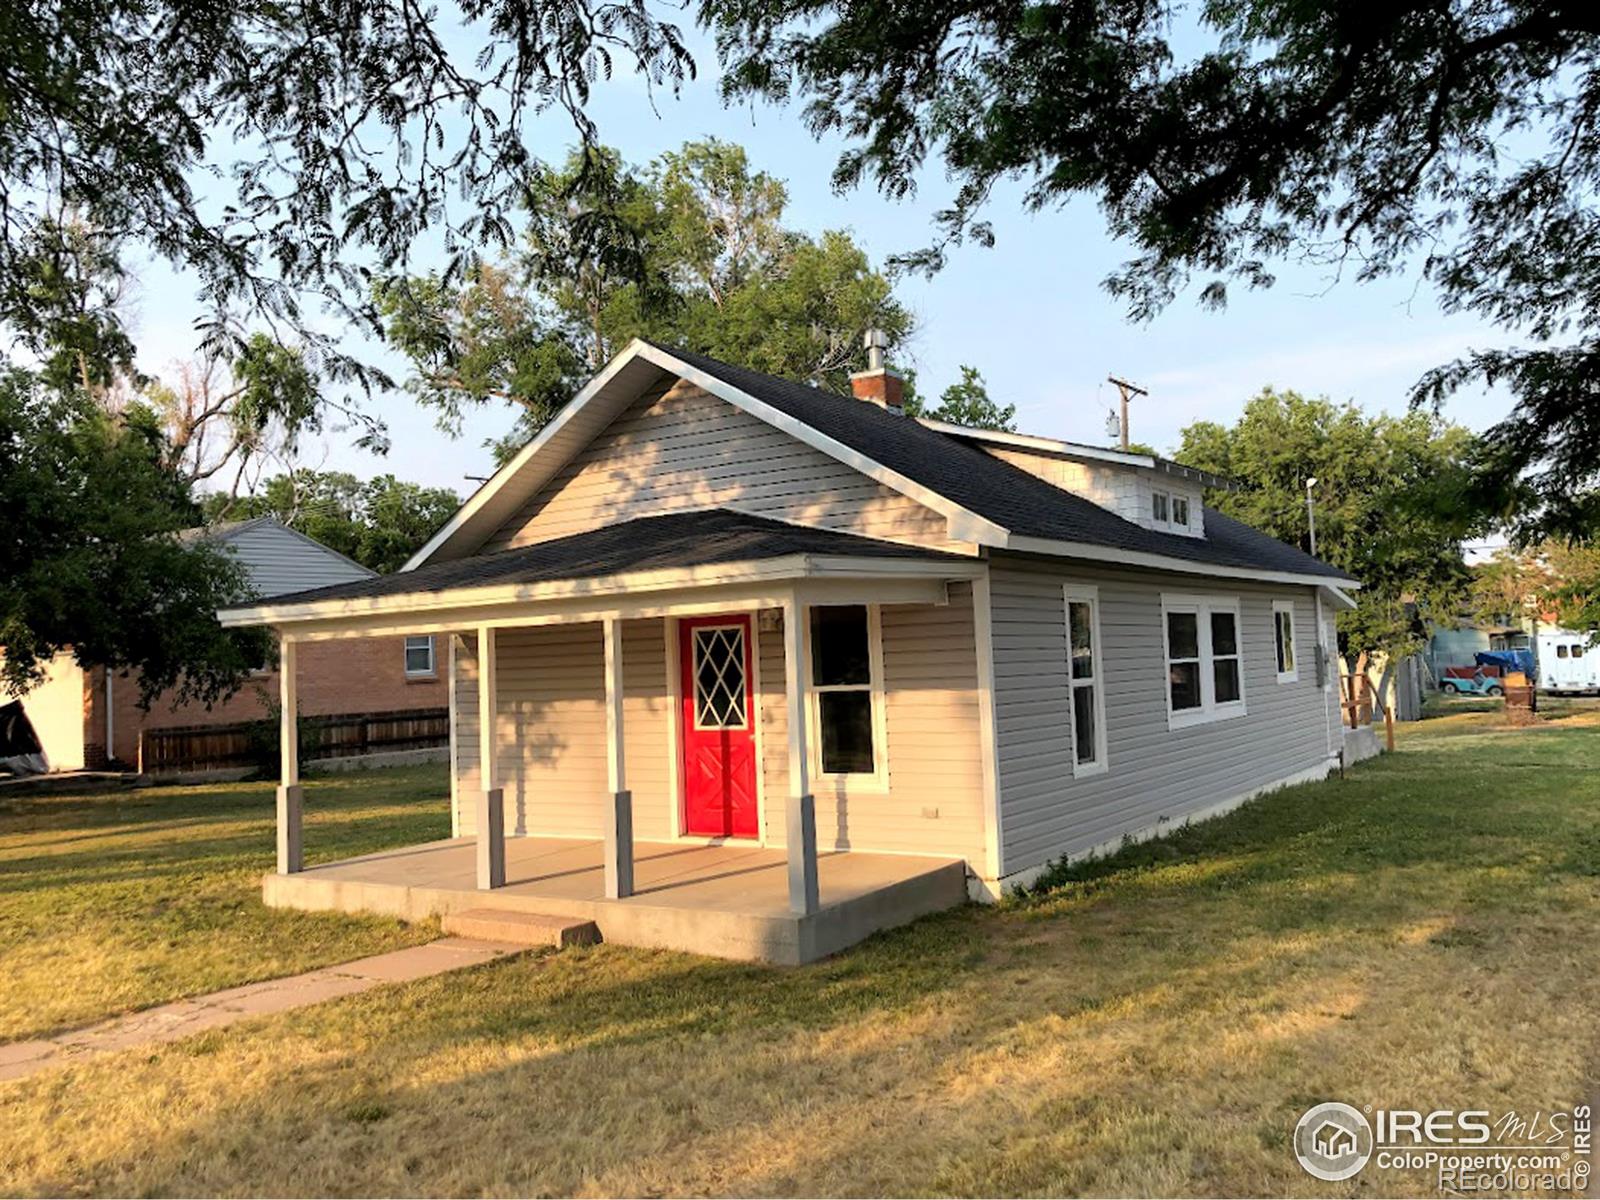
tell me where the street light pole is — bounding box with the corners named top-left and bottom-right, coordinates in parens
top-left (1305, 477), bottom-right (1319, 557)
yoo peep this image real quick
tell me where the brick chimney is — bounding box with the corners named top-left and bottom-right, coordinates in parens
top-left (850, 328), bottom-right (904, 412)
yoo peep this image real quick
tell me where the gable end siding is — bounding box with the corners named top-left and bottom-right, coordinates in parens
top-left (483, 379), bottom-right (965, 554)
top-left (225, 523), bottom-right (372, 598)
top-left (989, 555), bottom-right (1335, 876)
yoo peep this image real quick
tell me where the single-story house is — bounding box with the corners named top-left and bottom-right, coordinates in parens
top-left (11, 517), bottom-right (447, 771)
top-left (220, 338), bottom-right (1360, 963)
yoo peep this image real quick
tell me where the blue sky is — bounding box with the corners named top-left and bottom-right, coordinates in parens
top-left (122, 27), bottom-right (1517, 501)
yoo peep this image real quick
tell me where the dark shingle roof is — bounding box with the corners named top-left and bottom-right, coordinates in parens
top-left (655, 342), bottom-right (1354, 583)
top-left (224, 509), bottom-right (966, 611)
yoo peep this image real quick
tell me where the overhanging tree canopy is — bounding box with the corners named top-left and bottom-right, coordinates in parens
top-left (704, 0), bottom-right (1600, 541)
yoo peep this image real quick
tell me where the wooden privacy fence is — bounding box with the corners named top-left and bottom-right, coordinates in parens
top-left (139, 708), bottom-right (449, 775)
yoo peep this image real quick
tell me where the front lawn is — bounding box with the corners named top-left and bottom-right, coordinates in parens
top-left (0, 766), bottom-right (448, 1041)
top-left (2, 707), bottom-right (1598, 1196)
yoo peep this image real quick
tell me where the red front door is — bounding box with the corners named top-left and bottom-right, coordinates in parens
top-left (679, 614), bottom-right (759, 838)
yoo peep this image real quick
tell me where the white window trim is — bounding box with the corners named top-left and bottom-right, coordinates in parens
top-left (1273, 600), bottom-right (1299, 683)
top-left (1064, 584), bottom-right (1109, 777)
top-left (403, 634), bottom-right (436, 678)
top-left (1171, 494), bottom-right (1190, 529)
top-left (1161, 593), bottom-right (1248, 729)
top-left (1151, 489), bottom-right (1170, 524)
top-left (804, 603), bottom-right (889, 793)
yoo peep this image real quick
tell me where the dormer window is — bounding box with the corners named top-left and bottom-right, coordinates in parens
top-left (1173, 496), bottom-right (1190, 527)
top-left (1152, 491), bottom-right (1170, 523)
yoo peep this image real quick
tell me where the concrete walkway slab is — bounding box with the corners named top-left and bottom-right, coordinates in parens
top-left (0, 938), bottom-right (530, 1085)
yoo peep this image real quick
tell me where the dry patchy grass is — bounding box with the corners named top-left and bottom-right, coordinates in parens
top-left (2, 715), bottom-right (1599, 1196)
top-left (0, 766), bottom-right (447, 1040)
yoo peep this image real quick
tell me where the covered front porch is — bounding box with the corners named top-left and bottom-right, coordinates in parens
top-left (264, 835), bottom-right (967, 965)
top-left (223, 510), bottom-right (995, 964)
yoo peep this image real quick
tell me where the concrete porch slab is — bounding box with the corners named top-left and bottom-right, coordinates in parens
top-left (265, 837), bottom-right (969, 965)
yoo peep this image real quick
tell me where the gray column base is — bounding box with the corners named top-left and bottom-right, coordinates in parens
top-left (604, 788), bottom-right (634, 899)
top-left (476, 787), bottom-right (505, 890)
top-left (786, 792), bottom-right (819, 915)
top-left (276, 784), bottom-right (303, 875)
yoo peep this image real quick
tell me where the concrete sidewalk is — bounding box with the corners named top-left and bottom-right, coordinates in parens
top-left (0, 937), bottom-right (529, 1084)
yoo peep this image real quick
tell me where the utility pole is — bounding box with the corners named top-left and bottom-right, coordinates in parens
top-left (1106, 375), bottom-right (1147, 451)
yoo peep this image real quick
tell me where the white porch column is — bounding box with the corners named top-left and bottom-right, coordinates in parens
top-left (276, 634), bottom-right (303, 874)
top-left (475, 625), bottom-right (506, 890)
top-left (602, 617), bottom-right (634, 899)
top-left (781, 591), bottom-right (820, 916)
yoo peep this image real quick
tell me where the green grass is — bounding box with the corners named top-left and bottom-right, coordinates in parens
top-left (0, 765), bottom-right (449, 1040)
top-left (2, 708), bottom-right (1598, 1196)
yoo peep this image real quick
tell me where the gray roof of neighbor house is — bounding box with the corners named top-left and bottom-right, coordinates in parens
top-left (182, 517), bottom-right (374, 598)
top-left (649, 343), bottom-right (1355, 584)
top-left (220, 509), bottom-right (966, 611)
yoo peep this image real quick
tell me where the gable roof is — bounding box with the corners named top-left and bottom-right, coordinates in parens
top-left (407, 339), bottom-right (1358, 589)
top-left (182, 517), bottom-right (375, 598)
top-left (220, 509), bottom-right (969, 622)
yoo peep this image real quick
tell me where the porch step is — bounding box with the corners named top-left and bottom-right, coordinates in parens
top-left (440, 908), bottom-right (601, 949)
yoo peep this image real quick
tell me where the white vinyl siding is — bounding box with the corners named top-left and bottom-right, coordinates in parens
top-left (482, 379), bottom-right (964, 554)
top-left (989, 556), bottom-right (1334, 876)
top-left (759, 584), bottom-right (987, 863)
top-left (451, 620), bottom-right (673, 839)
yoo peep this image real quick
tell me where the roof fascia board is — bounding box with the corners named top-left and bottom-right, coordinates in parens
top-left (1321, 584), bottom-right (1361, 611)
top-left (917, 418), bottom-right (1156, 468)
top-left (219, 553), bottom-right (982, 628)
top-left (631, 343), bottom-right (1011, 548)
top-left (922, 418), bottom-right (1240, 491)
top-left (402, 344), bottom-right (654, 571)
top-left (1003, 535), bottom-right (1361, 590)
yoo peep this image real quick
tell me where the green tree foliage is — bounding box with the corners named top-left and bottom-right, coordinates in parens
top-left (1177, 389), bottom-right (1484, 657)
top-left (0, 369), bottom-right (269, 702)
top-left (902, 365), bottom-right (1016, 431)
top-left (207, 472), bottom-right (461, 575)
top-left (706, 0), bottom-right (1600, 540)
top-left (379, 139), bottom-right (911, 458)
top-left (1472, 541), bottom-right (1600, 635)
top-left (2, 0), bottom-right (696, 424)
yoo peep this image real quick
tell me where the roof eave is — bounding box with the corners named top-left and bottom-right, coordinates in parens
top-left (219, 551), bottom-right (986, 629)
top-left (1002, 534), bottom-right (1361, 590)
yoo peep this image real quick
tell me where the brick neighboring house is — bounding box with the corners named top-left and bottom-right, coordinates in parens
top-left (12, 517), bottom-right (446, 770)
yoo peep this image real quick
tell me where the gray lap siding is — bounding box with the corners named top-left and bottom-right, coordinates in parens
top-left (989, 554), bottom-right (1335, 877)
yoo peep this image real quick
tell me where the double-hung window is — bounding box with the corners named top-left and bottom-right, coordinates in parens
top-left (1273, 600), bottom-right (1298, 683)
top-left (1152, 490), bottom-right (1170, 523)
top-left (808, 604), bottom-right (886, 785)
top-left (404, 635), bottom-right (436, 678)
top-left (1064, 585), bottom-right (1107, 775)
top-left (1162, 595), bottom-right (1247, 728)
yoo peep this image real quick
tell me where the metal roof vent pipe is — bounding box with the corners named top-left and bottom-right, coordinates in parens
top-left (850, 328), bottom-right (905, 413)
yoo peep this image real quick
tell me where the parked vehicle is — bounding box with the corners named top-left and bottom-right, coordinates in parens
top-left (1537, 630), bottom-right (1600, 695)
top-left (1440, 665), bottom-right (1505, 697)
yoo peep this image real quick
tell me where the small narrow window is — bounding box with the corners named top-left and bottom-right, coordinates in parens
top-left (1172, 495), bottom-right (1190, 527)
top-left (1211, 610), bottom-right (1242, 702)
top-left (1273, 601), bottom-right (1298, 682)
top-left (1166, 610), bottom-right (1203, 711)
top-left (404, 635), bottom-right (436, 677)
top-left (810, 605), bottom-right (880, 776)
top-left (1065, 587), bottom-right (1107, 774)
top-left (1152, 490), bottom-right (1170, 523)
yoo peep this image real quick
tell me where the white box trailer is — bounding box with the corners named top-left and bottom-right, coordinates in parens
top-left (1538, 630), bottom-right (1600, 694)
